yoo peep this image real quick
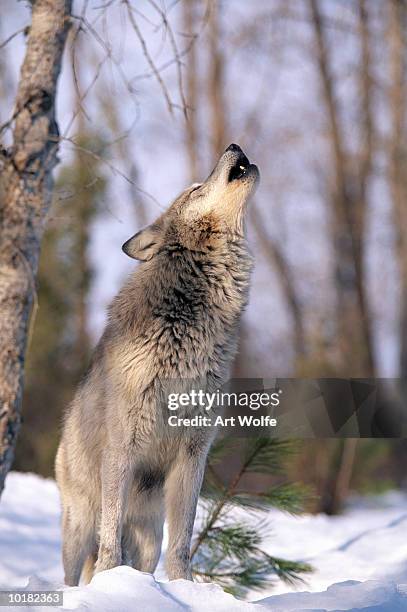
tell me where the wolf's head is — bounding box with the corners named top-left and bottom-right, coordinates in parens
top-left (122, 144), bottom-right (259, 261)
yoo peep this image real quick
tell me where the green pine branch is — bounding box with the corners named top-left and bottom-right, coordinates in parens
top-left (191, 437), bottom-right (313, 597)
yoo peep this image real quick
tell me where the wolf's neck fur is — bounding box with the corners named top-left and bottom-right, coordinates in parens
top-left (110, 237), bottom-right (253, 331)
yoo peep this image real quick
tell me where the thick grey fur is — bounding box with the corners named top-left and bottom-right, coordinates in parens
top-left (55, 144), bottom-right (259, 586)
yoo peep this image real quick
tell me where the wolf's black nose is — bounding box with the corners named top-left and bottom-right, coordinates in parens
top-left (226, 143), bottom-right (242, 153)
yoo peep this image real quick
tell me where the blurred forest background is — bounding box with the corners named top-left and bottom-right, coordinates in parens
top-left (1, 0), bottom-right (407, 516)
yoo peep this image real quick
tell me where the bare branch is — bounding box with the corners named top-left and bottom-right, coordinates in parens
top-left (0, 27), bottom-right (28, 51)
top-left (54, 135), bottom-right (165, 210)
top-left (147, 0), bottom-right (188, 118)
top-left (123, 0), bottom-right (174, 115)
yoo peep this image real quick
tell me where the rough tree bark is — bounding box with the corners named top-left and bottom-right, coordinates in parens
top-left (0, 0), bottom-right (72, 497)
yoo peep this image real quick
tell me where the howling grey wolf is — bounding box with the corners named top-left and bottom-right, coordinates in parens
top-left (55, 144), bottom-right (259, 586)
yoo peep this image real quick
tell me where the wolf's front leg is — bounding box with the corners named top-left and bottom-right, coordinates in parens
top-left (95, 450), bottom-right (132, 574)
top-left (164, 442), bottom-right (209, 580)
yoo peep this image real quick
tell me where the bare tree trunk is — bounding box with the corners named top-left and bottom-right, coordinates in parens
top-left (309, 0), bottom-right (375, 377)
top-left (323, 439), bottom-right (358, 515)
top-left (251, 208), bottom-right (306, 361)
top-left (354, 0), bottom-right (375, 375)
top-left (388, 0), bottom-right (407, 400)
top-left (75, 162), bottom-right (91, 373)
top-left (74, 104), bottom-right (91, 373)
top-left (183, 0), bottom-right (199, 183)
top-left (0, 0), bottom-right (71, 496)
top-left (207, 0), bottom-right (227, 160)
top-left (70, 38), bottom-right (90, 373)
top-left (309, 1), bottom-right (377, 512)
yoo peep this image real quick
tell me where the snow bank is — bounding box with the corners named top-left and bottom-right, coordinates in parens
top-left (61, 567), bottom-right (258, 611)
top-left (13, 568), bottom-right (407, 611)
top-left (259, 580), bottom-right (407, 611)
top-left (0, 472), bottom-right (406, 611)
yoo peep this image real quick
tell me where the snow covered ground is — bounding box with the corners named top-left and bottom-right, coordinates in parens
top-left (0, 472), bottom-right (406, 611)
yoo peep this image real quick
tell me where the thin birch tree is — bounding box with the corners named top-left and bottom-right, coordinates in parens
top-left (0, 0), bottom-right (72, 496)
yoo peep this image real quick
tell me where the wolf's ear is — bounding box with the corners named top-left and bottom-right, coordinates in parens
top-left (122, 223), bottom-right (162, 261)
